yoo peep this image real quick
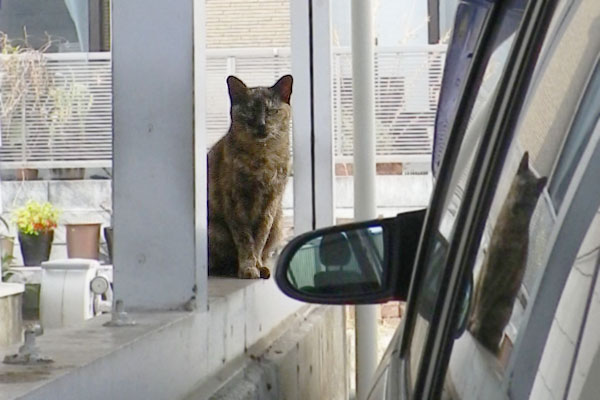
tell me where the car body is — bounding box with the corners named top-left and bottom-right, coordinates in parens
top-left (275, 0), bottom-right (600, 399)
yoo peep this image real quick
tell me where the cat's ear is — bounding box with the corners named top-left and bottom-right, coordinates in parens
top-left (536, 176), bottom-right (548, 194)
top-left (272, 75), bottom-right (293, 104)
top-left (518, 151), bottom-right (530, 173)
top-left (227, 76), bottom-right (248, 104)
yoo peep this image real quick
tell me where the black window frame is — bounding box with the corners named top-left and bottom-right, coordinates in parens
top-left (396, 0), bottom-right (514, 396)
top-left (398, 1), bottom-right (504, 395)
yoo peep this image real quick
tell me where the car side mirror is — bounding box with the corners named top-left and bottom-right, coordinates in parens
top-left (275, 209), bottom-right (426, 304)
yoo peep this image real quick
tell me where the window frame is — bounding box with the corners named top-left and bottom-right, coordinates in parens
top-left (398, 0), bottom-right (505, 396)
top-left (395, 0), bottom-right (539, 396)
top-left (508, 107), bottom-right (600, 399)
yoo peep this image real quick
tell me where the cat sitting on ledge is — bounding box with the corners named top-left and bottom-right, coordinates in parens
top-left (208, 75), bottom-right (293, 279)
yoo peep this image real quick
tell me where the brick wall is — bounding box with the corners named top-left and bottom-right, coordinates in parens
top-left (206, 0), bottom-right (290, 48)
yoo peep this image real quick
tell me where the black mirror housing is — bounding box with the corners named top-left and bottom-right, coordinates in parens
top-left (275, 209), bottom-right (426, 305)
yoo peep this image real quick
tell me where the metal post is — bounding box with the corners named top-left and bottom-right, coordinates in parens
top-left (351, 1), bottom-right (378, 399)
top-left (193, 0), bottom-right (208, 312)
top-left (290, 0), bottom-right (314, 235)
top-left (311, 0), bottom-right (335, 229)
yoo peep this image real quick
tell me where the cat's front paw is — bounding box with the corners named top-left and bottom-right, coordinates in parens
top-left (258, 266), bottom-right (270, 279)
top-left (238, 265), bottom-right (261, 279)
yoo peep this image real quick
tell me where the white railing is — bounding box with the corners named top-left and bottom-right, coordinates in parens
top-left (333, 45), bottom-right (446, 163)
top-left (0, 46), bottom-right (446, 169)
top-left (206, 45), bottom-right (446, 165)
top-left (0, 52), bottom-right (112, 169)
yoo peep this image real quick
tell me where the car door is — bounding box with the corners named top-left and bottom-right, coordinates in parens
top-left (364, 1), bottom-right (534, 399)
top-left (422, 0), bottom-right (600, 398)
top-left (388, 0), bottom-right (570, 398)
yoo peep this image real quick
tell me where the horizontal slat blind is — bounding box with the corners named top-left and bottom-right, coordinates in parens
top-left (0, 46), bottom-right (446, 169)
top-left (332, 45), bottom-right (446, 161)
top-left (0, 52), bottom-right (112, 168)
top-left (205, 48), bottom-right (293, 148)
top-left (207, 46), bottom-right (446, 164)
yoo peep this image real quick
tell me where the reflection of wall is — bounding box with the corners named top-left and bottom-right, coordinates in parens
top-left (0, 0), bottom-right (80, 51)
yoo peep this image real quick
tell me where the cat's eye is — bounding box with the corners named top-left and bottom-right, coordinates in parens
top-left (267, 109), bottom-right (280, 116)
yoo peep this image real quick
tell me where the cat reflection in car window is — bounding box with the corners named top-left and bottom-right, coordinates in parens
top-left (468, 152), bottom-right (547, 354)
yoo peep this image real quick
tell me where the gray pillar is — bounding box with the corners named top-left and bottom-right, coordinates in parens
top-left (112, 0), bottom-right (206, 311)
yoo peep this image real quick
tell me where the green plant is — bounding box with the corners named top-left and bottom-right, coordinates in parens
top-left (0, 215), bottom-right (9, 234)
top-left (1, 254), bottom-right (15, 272)
top-left (12, 200), bottom-right (60, 236)
top-left (0, 216), bottom-right (15, 270)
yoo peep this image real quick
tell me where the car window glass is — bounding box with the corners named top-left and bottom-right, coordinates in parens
top-left (407, 13), bottom-right (523, 391)
top-left (529, 208), bottom-right (600, 400)
top-left (443, 143), bottom-right (552, 399)
top-left (443, 1), bottom-right (600, 397)
top-left (549, 59), bottom-right (600, 209)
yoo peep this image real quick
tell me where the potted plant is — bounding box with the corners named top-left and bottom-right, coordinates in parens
top-left (13, 200), bottom-right (60, 266)
top-left (1, 33), bottom-right (52, 177)
top-left (0, 216), bottom-right (15, 269)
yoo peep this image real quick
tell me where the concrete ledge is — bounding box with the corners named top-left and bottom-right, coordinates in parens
top-left (188, 305), bottom-right (348, 400)
top-left (0, 277), bottom-right (304, 400)
top-left (0, 283), bottom-right (24, 346)
top-left (0, 283), bottom-right (24, 298)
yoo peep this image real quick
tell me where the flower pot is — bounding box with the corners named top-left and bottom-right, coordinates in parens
top-left (18, 231), bottom-right (54, 266)
top-left (50, 168), bottom-right (85, 180)
top-left (16, 168), bottom-right (38, 181)
top-left (103, 227), bottom-right (113, 264)
top-left (66, 223), bottom-right (101, 260)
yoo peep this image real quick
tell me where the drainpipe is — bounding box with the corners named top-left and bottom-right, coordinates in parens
top-left (351, 1), bottom-right (378, 400)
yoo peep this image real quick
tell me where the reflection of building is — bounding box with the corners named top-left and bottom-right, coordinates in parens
top-left (0, 0), bottom-right (110, 52)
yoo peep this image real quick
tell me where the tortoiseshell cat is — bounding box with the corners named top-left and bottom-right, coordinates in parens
top-left (468, 152), bottom-right (547, 353)
top-left (208, 75), bottom-right (293, 279)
